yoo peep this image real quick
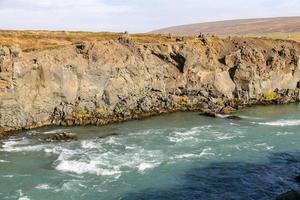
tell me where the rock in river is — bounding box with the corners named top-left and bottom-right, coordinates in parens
top-left (46, 132), bottom-right (78, 142)
top-left (200, 111), bottom-right (242, 120)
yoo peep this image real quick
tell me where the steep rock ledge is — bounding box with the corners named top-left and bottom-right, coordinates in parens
top-left (0, 36), bottom-right (300, 137)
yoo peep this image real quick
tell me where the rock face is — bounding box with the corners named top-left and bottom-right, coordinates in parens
top-left (0, 36), bottom-right (300, 137)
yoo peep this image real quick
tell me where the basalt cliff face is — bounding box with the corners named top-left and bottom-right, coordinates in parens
top-left (1, 35), bottom-right (300, 137)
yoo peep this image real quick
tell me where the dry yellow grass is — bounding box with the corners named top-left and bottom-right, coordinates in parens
top-left (0, 30), bottom-right (121, 51)
top-left (0, 30), bottom-right (299, 52)
top-left (246, 32), bottom-right (300, 42)
top-left (0, 30), bottom-right (188, 52)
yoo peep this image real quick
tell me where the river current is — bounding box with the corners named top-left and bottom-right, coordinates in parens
top-left (1, 104), bottom-right (300, 200)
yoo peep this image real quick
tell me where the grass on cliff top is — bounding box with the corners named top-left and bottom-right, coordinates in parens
top-left (0, 30), bottom-right (119, 51)
top-left (247, 32), bottom-right (300, 42)
top-left (0, 30), bottom-right (299, 52)
top-left (0, 30), bottom-right (190, 52)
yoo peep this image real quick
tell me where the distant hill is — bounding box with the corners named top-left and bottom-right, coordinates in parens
top-left (151, 17), bottom-right (300, 36)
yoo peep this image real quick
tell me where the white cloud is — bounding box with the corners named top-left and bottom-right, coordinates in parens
top-left (126, 0), bottom-right (300, 31)
top-left (1, 0), bottom-right (113, 9)
top-left (0, 0), bottom-right (132, 32)
top-left (0, 0), bottom-right (299, 32)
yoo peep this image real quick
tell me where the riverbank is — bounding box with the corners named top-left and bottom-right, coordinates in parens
top-left (1, 104), bottom-right (300, 199)
top-left (1, 33), bottom-right (300, 138)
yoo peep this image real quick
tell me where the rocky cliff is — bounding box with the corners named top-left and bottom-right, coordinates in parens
top-left (1, 35), bottom-right (300, 137)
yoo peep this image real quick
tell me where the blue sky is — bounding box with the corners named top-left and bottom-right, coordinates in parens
top-left (0, 0), bottom-right (299, 32)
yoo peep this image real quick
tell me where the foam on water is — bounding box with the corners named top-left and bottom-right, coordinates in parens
top-left (173, 148), bottom-right (215, 160)
top-left (128, 129), bottom-right (165, 136)
top-left (138, 162), bottom-right (160, 172)
top-left (0, 138), bottom-right (46, 152)
top-left (105, 136), bottom-right (121, 145)
top-left (54, 137), bottom-right (165, 177)
top-left (2, 175), bottom-right (14, 178)
top-left (2, 144), bottom-right (45, 152)
top-left (17, 190), bottom-right (30, 200)
top-left (255, 119), bottom-right (300, 126)
top-left (0, 125), bottom-right (220, 180)
top-left (35, 184), bottom-right (51, 190)
top-left (19, 196), bottom-right (30, 200)
top-left (199, 148), bottom-right (215, 157)
top-left (167, 126), bottom-right (210, 144)
top-left (81, 140), bottom-right (101, 149)
top-left (2, 138), bottom-right (29, 147)
top-left (43, 145), bottom-right (65, 154)
top-left (216, 133), bottom-right (236, 140)
top-left (276, 131), bottom-right (295, 136)
top-left (254, 143), bottom-right (274, 150)
top-left (56, 159), bottom-right (122, 176)
top-left (174, 153), bottom-right (198, 159)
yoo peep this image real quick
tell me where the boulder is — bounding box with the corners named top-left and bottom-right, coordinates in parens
top-left (212, 71), bottom-right (236, 98)
top-left (46, 132), bottom-right (78, 142)
top-left (220, 106), bottom-right (237, 114)
top-left (200, 111), bottom-right (242, 120)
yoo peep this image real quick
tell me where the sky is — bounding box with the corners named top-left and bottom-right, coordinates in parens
top-left (0, 0), bottom-right (299, 32)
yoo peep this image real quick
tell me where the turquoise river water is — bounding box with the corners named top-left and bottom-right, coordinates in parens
top-left (1, 104), bottom-right (300, 200)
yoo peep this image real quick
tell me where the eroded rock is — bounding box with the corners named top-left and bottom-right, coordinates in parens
top-left (0, 37), bottom-right (300, 137)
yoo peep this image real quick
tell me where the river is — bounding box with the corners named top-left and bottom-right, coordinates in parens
top-left (1, 104), bottom-right (300, 200)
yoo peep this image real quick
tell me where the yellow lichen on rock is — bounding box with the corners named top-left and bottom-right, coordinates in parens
top-left (262, 91), bottom-right (280, 102)
top-left (175, 96), bottom-right (189, 107)
top-left (74, 106), bottom-right (90, 119)
top-left (95, 107), bottom-right (112, 118)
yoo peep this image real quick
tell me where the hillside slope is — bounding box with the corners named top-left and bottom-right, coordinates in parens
top-left (151, 17), bottom-right (300, 37)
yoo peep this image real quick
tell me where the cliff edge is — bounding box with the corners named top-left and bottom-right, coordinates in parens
top-left (1, 34), bottom-right (300, 137)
